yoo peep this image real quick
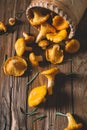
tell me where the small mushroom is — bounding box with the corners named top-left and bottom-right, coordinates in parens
top-left (46, 44), bottom-right (64, 64)
top-left (28, 8), bottom-right (50, 26)
top-left (46, 29), bottom-right (67, 43)
top-left (0, 21), bottom-right (7, 32)
top-left (64, 113), bottom-right (83, 130)
top-left (38, 40), bottom-right (49, 50)
top-left (36, 23), bottom-right (56, 43)
top-left (3, 56), bottom-right (27, 76)
top-left (29, 52), bottom-right (43, 66)
top-left (40, 67), bottom-right (60, 95)
top-left (23, 32), bottom-right (35, 43)
top-left (15, 38), bottom-right (32, 56)
top-left (28, 85), bottom-right (47, 107)
top-left (9, 17), bottom-right (16, 26)
top-left (65, 39), bottom-right (80, 54)
top-left (52, 15), bottom-right (69, 30)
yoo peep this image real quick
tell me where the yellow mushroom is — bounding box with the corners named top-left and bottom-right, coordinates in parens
top-left (64, 113), bottom-right (83, 130)
top-left (46, 44), bottom-right (64, 64)
top-left (3, 56), bottom-right (27, 76)
top-left (15, 38), bottom-right (32, 56)
top-left (38, 40), bottom-right (49, 50)
top-left (9, 17), bottom-right (16, 26)
top-left (46, 30), bottom-right (67, 43)
top-left (29, 52), bottom-right (43, 66)
top-left (52, 15), bottom-right (69, 30)
top-left (65, 39), bottom-right (80, 54)
top-left (40, 67), bottom-right (60, 95)
top-left (28, 8), bottom-right (50, 26)
top-left (23, 32), bottom-right (35, 43)
top-left (36, 23), bottom-right (56, 43)
top-left (0, 21), bottom-right (7, 32)
top-left (28, 85), bottom-right (47, 107)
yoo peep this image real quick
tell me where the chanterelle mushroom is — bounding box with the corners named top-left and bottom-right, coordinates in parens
top-left (23, 32), bottom-right (35, 43)
top-left (40, 67), bottom-right (60, 95)
top-left (64, 113), bottom-right (83, 130)
top-left (3, 56), bottom-right (27, 76)
top-left (15, 38), bottom-right (32, 56)
top-left (46, 29), bottom-right (67, 43)
top-left (28, 8), bottom-right (50, 26)
top-left (52, 15), bottom-right (69, 30)
top-left (28, 85), bottom-right (47, 107)
top-left (38, 40), bottom-right (49, 50)
top-left (65, 39), bottom-right (80, 54)
top-left (0, 21), bottom-right (7, 32)
top-left (29, 52), bottom-right (43, 66)
top-left (36, 23), bottom-right (56, 43)
top-left (46, 44), bottom-right (64, 64)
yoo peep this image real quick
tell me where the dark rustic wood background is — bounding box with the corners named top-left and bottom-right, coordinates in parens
top-left (0, 0), bottom-right (87, 130)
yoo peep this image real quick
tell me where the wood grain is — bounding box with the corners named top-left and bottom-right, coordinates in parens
top-left (0, 0), bottom-right (87, 130)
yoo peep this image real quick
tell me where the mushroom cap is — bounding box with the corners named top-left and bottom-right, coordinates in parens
top-left (52, 15), bottom-right (69, 30)
top-left (65, 39), bottom-right (80, 54)
top-left (64, 113), bottom-right (83, 130)
top-left (0, 21), bottom-right (7, 32)
top-left (15, 38), bottom-right (26, 56)
top-left (9, 17), bottom-right (16, 26)
top-left (36, 22), bottom-right (56, 43)
top-left (29, 52), bottom-right (39, 66)
top-left (28, 8), bottom-right (50, 26)
top-left (46, 44), bottom-right (64, 64)
top-left (41, 67), bottom-right (60, 75)
top-left (28, 85), bottom-right (47, 107)
top-left (38, 40), bottom-right (49, 49)
top-left (3, 56), bottom-right (27, 76)
top-left (46, 30), bottom-right (67, 43)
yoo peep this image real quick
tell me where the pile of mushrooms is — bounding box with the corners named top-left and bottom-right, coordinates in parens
top-left (3, 8), bottom-right (81, 107)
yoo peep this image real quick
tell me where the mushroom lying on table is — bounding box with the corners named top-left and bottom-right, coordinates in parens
top-left (23, 32), bottom-right (35, 44)
top-left (3, 56), bottom-right (27, 76)
top-left (15, 38), bottom-right (32, 56)
top-left (65, 39), bottom-right (80, 54)
top-left (40, 67), bottom-right (60, 95)
top-left (0, 21), bottom-right (7, 32)
top-left (64, 113), bottom-right (83, 130)
top-left (29, 52), bottom-right (43, 66)
top-left (46, 44), bottom-right (64, 64)
top-left (28, 85), bottom-right (47, 107)
top-left (38, 40), bottom-right (49, 50)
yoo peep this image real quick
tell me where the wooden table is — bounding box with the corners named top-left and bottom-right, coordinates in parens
top-left (0, 0), bottom-right (87, 130)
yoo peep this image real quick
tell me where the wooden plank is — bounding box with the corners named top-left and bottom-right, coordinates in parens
top-left (72, 9), bottom-right (87, 130)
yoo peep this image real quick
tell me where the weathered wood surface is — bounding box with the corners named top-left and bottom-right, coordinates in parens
top-left (0, 0), bottom-right (87, 130)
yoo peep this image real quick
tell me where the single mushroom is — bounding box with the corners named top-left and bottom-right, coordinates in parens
top-left (9, 17), bottom-right (16, 26)
top-left (15, 38), bottom-right (32, 56)
top-left (64, 113), bottom-right (83, 130)
top-left (29, 52), bottom-right (43, 66)
top-left (40, 67), bottom-right (60, 95)
top-left (38, 40), bottom-right (49, 50)
top-left (28, 85), bottom-right (47, 107)
top-left (65, 39), bottom-right (80, 54)
top-left (23, 32), bottom-right (35, 43)
top-left (28, 8), bottom-right (50, 26)
top-left (3, 56), bottom-right (27, 76)
top-left (36, 22), bottom-right (56, 43)
top-left (0, 21), bottom-right (7, 32)
top-left (52, 15), bottom-right (69, 30)
top-left (46, 29), bottom-right (67, 43)
top-left (46, 44), bottom-right (64, 64)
